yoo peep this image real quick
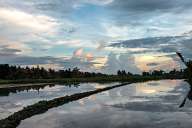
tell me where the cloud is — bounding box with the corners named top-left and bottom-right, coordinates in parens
top-left (73, 48), bottom-right (94, 61)
top-left (0, 52), bottom-right (100, 72)
top-left (56, 39), bottom-right (97, 48)
top-left (77, 0), bottom-right (114, 6)
top-left (0, 0), bottom-right (113, 18)
top-left (0, 38), bottom-right (32, 54)
top-left (146, 63), bottom-right (160, 67)
top-left (0, 46), bottom-right (21, 55)
top-left (85, 53), bottom-right (94, 61)
top-left (0, 8), bottom-right (58, 33)
top-left (0, 6), bottom-right (78, 55)
top-left (104, 0), bottom-right (192, 40)
top-left (96, 40), bottom-right (108, 50)
top-left (135, 53), bottom-right (179, 71)
top-left (110, 36), bottom-right (177, 49)
top-left (109, 35), bottom-right (192, 71)
top-left (73, 48), bottom-right (84, 57)
top-left (1, 0), bottom-right (192, 73)
top-left (103, 23), bottom-right (129, 39)
top-left (91, 57), bottom-right (107, 69)
top-left (0, 7), bottom-right (60, 53)
top-left (109, 0), bottom-right (192, 13)
top-left (101, 53), bottom-right (140, 74)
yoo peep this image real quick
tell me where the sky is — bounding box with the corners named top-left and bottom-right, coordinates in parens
top-left (0, 0), bottom-right (192, 74)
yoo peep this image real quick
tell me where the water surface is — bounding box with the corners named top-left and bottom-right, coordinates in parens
top-left (0, 82), bottom-right (118, 119)
top-left (15, 80), bottom-right (192, 128)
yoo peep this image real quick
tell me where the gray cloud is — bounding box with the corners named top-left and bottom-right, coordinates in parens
top-left (0, 51), bottom-right (101, 72)
top-left (105, 0), bottom-right (192, 27)
top-left (109, 35), bottom-right (192, 68)
top-left (110, 36), bottom-right (178, 48)
top-left (146, 63), bottom-right (160, 67)
top-left (109, 0), bottom-right (192, 13)
top-left (0, 45), bottom-right (22, 55)
top-left (0, 0), bottom-right (112, 18)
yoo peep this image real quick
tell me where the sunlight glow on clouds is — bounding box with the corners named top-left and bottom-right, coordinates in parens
top-left (135, 54), bottom-right (178, 71)
top-left (1, 0), bottom-right (192, 73)
top-left (0, 8), bottom-right (58, 33)
top-left (91, 57), bottom-right (108, 69)
top-left (73, 48), bottom-right (84, 57)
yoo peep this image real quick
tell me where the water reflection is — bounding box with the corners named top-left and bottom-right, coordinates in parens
top-left (135, 80), bottom-right (181, 96)
top-left (179, 81), bottom-right (192, 108)
top-left (17, 80), bottom-right (192, 128)
top-left (0, 83), bottom-right (80, 97)
top-left (0, 82), bottom-right (118, 119)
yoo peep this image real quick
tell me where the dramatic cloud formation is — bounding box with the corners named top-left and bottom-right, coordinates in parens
top-left (0, 0), bottom-right (192, 73)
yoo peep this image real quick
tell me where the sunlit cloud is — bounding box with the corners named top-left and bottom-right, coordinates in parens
top-left (91, 57), bottom-right (108, 69)
top-left (135, 53), bottom-right (178, 71)
top-left (73, 48), bottom-right (84, 57)
top-left (85, 53), bottom-right (94, 61)
top-left (136, 80), bottom-right (180, 95)
top-left (0, 8), bottom-right (58, 33)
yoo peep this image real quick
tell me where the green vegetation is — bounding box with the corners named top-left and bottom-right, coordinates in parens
top-left (0, 63), bottom-right (186, 88)
top-left (0, 75), bottom-right (182, 88)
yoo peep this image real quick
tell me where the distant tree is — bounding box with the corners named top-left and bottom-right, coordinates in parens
top-left (0, 64), bottom-right (186, 80)
top-left (117, 70), bottom-right (122, 76)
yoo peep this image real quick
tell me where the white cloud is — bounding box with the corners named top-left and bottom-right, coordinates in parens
top-left (101, 53), bottom-right (141, 74)
top-left (103, 23), bottom-right (148, 40)
top-left (0, 8), bottom-right (58, 33)
top-left (56, 39), bottom-right (98, 48)
top-left (0, 7), bottom-right (60, 51)
top-left (103, 24), bottom-right (129, 39)
top-left (81, 0), bottom-right (114, 5)
top-left (0, 7), bottom-right (78, 55)
top-left (105, 47), bottom-right (151, 53)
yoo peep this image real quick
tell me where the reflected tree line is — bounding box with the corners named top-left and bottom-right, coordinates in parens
top-left (0, 83), bottom-right (80, 97)
top-left (0, 64), bottom-right (187, 80)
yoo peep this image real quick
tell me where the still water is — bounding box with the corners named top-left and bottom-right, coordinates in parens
top-left (1, 80), bottom-right (192, 128)
top-left (0, 82), bottom-right (118, 119)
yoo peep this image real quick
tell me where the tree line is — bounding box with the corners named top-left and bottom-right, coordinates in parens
top-left (0, 64), bottom-right (107, 80)
top-left (117, 69), bottom-right (185, 79)
top-left (0, 64), bottom-right (186, 80)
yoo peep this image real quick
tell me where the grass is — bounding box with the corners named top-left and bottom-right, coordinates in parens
top-left (0, 75), bottom-right (173, 86)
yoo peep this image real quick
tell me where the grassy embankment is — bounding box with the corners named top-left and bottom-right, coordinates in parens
top-left (0, 75), bottom-right (177, 86)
